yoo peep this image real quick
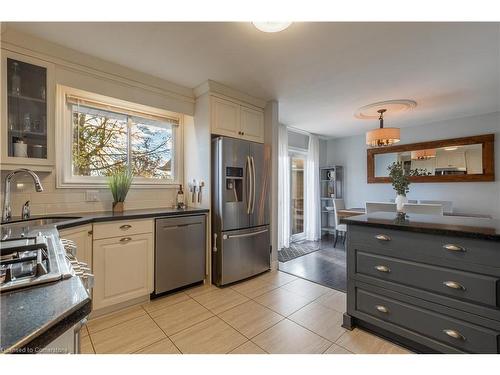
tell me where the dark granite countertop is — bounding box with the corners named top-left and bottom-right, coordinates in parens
top-left (342, 212), bottom-right (500, 241)
top-left (3, 207), bottom-right (209, 231)
top-left (0, 226), bottom-right (91, 353)
top-left (1, 207), bottom-right (208, 353)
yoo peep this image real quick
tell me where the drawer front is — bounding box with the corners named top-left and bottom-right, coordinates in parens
top-left (356, 251), bottom-right (499, 307)
top-left (356, 288), bottom-right (499, 353)
top-left (350, 225), bottom-right (500, 269)
top-left (93, 219), bottom-right (153, 240)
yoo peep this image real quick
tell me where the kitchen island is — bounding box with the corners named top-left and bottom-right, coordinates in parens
top-left (342, 212), bottom-right (500, 353)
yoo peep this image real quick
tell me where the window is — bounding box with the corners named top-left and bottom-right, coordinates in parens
top-left (57, 86), bottom-right (182, 187)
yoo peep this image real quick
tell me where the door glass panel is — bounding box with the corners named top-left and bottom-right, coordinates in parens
top-left (7, 58), bottom-right (48, 159)
top-left (291, 156), bottom-right (305, 236)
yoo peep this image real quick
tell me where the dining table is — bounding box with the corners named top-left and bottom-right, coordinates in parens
top-left (336, 207), bottom-right (492, 219)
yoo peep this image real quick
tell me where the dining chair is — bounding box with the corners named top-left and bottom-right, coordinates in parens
top-left (333, 198), bottom-right (347, 248)
top-left (365, 202), bottom-right (397, 214)
top-left (418, 200), bottom-right (453, 214)
top-left (403, 203), bottom-right (443, 216)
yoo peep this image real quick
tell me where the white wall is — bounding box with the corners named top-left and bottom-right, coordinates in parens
top-left (324, 112), bottom-right (500, 218)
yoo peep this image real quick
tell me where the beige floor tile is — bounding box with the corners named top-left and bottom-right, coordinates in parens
top-left (91, 315), bottom-right (166, 354)
top-left (80, 335), bottom-right (95, 354)
top-left (219, 300), bottom-right (284, 338)
top-left (335, 328), bottom-right (411, 354)
top-left (152, 298), bottom-right (214, 335)
top-left (185, 282), bottom-right (219, 298)
top-left (231, 277), bottom-right (278, 299)
top-left (324, 343), bottom-right (353, 354)
top-left (315, 290), bottom-right (347, 313)
top-left (142, 292), bottom-right (190, 314)
top-left (135, 338), bottom-right (181, 354)
top-left (229, 341), bottom-right (267, 354)
top-left (289, 302), bottom-right (346, 342)
top-left (170, 316), bottom-right (247, 354)
top-left (259, 271), bottom-right (297, 287)
top-left (252, 319), bottom-right (332, 354)
top-left (87, 305), bottom-right (146, 335)
top-left (281, 278), bottom-right (332, 300)
top-left (254, 287), bottom-right (316, 316)
top-left (192, 287), bottom-right (249, 314)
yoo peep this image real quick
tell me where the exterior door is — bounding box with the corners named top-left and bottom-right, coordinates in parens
top-left (290, 152), bottom-right (306, 241)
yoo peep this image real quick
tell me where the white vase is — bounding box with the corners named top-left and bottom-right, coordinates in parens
top-left (395, 194), bottom-right (408, 212)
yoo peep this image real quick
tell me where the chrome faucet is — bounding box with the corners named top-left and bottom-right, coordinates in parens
top-left (2, 169), bottom-right (44, 222)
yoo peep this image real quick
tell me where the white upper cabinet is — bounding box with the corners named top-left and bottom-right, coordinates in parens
top-left (210, 96), bottom-right (264, 143)
top-left (240, 105), bottom-right (264, 143)
top-left (1, 50), bottom-right (55, 171)
top-left (211, 96), bottom-right (240, 137)
top-left (436, 150), bottom-right (466, 169)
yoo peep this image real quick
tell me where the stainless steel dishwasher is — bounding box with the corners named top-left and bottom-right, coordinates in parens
top-left (154, 214), bottom-right (206, 295)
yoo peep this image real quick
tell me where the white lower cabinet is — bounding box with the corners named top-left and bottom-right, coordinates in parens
top-left (58, 225), bottom-right (93, 270)
top-left (92, 232), bottom-right (153, 310)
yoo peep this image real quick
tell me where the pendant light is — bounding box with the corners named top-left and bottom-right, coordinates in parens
top-left (365, 109), bottom-right (401, 147)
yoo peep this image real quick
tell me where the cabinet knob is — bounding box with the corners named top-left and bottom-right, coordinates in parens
top-left (375, 305), bottom-right (389, 313)
top-left (120, 224), bottom-right (132, 230)
top-left (119, 237), bottom-right (132, 243)
top-left (443, 281), bottom-right (465, 290)
top-left (442, 244), bottom-right (465, 252)
top-left (443, 329), bottom-right (465, 341)
top-left (375, 234), bottom-right (391, 241)
top-left (374, 265), bottom-right (391, 273)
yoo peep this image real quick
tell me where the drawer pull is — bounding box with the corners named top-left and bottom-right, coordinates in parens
top-left (119, 237), bottom-right (132, 243)
top-left (120, 224), bottom-right (132, 230)
top-left (375, 305), bottom-right (389, 313)
top-left (374, 265), bottom-right (391, 273)
top-left (375, 234), bottom-right (391, 241)
top-left (443, 281), bottom-right (465, 290)
top-left (442, 244), bottom-right (465, 252)
top-left (443, 329), bottom-right (465, 341)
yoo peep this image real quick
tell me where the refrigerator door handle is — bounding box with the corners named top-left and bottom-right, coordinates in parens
top-left (250, 156), bottom-right (256, 214)
top-left (223, 228), bottom-right (268, 240)
top-left (246, 156), bottom-right (253, 214)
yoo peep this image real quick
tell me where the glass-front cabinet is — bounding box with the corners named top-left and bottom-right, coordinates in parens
top-left (1, 50), bottom-right (54, 170)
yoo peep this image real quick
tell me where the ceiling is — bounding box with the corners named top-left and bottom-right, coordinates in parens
top-left (9, 22), bottom-right (500, 138)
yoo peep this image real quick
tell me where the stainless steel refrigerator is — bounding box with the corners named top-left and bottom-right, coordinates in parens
top-left (211, 136), bottom-right (271, 286)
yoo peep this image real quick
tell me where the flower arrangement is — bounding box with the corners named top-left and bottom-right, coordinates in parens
top-left (107, 169), bottom-right (133, 212)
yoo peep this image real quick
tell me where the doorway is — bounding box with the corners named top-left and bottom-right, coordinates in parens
top-left (290, 153), bottom-right (305, 241)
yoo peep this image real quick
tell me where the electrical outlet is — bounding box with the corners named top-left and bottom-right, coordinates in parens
top-left (85, 190), bottom-right (99, 202)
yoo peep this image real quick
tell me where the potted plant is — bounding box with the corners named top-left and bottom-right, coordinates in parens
top-left (107, 169), bottom-right (133, 213)
top-left (387, 162), bottom-right (411, 212)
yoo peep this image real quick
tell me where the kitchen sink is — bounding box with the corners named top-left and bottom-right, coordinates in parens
top-left (1, 216), bottom-right (82, 227)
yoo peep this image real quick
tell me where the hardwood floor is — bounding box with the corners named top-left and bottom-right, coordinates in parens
top-left (279, 236), bottom-right (346, 292)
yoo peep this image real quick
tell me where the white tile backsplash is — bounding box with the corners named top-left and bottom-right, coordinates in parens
top-left (1, 171), bottom-right (176, 217)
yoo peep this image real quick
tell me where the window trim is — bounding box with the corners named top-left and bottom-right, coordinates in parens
top-left (56, 85), bottom-right (183, 189)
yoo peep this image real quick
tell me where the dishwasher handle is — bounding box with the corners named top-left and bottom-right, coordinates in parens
top-left (223, 228), bottom-right (268, 240)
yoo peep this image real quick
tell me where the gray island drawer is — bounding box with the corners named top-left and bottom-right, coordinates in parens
top-left (349, 225), bottom-right (500, 270)
top-left (356, 288), bottom-right (500, 353)
top-left (356, 251), bottom-right (500, 308)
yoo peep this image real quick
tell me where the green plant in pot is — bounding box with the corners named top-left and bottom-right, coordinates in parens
top-left (107, 169), bottom-right (133, 213)
top-left (387, 162), bottom-right (429, 212)
top-left (387, 162), bottom-right (411, 212)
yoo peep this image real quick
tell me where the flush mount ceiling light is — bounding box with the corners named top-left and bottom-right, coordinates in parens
top-left (365, 109), bottom-right (401, 147)
top-left (444, 146), bottom-right (459, 151)
top-left (252, 22), bottom-right (292, 33)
